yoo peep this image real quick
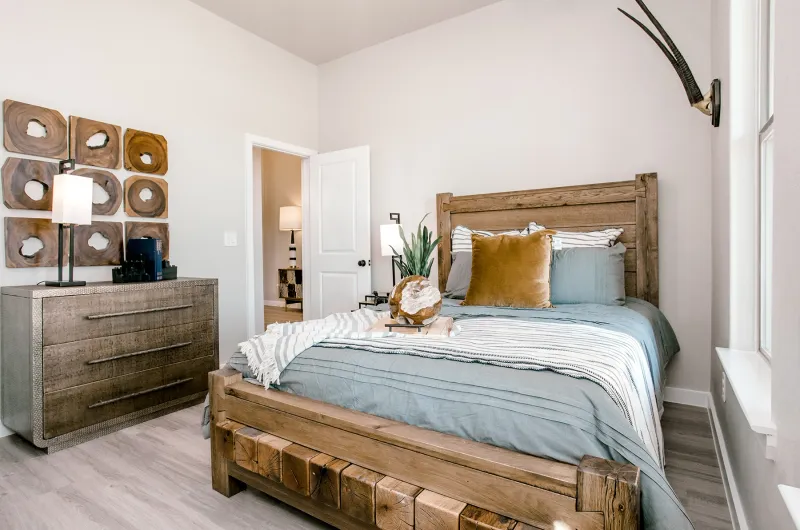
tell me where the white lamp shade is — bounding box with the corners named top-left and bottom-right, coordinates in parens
top-left (279, 206), bottom-right (302, 231)
top-left (51, 173), bottom-right (93, 225)
top-left (380, 224), bottom-right (404, 257)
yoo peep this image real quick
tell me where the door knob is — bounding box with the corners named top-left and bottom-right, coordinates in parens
top-left (358, 260), bottom-right (367, 267)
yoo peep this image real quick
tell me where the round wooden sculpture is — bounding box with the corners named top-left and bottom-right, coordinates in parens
top-left (73, 168), bottom-right (122, 216)
top-left (389, 275), bottom-right (442, 325)
top-left (74, 222), bottom-right (123, 267)
top-left (1, 158), bottom-right (57, 210)
top-left (4, 218), bottom-right (61, 268)
top-left (3, 100), bottom-right (68, 159)
top-left (124, 129), bottom-right (168, 175)
top-left (125, 176), bottom-right (168, 218)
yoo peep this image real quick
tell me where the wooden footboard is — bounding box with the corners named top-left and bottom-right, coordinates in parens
top-left (209, 368), bottom-right (641, 529)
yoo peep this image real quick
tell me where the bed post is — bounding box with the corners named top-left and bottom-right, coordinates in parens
top-left (209, 367), bottom-right (245, 497)
top-left (635, 173), bottom-right (659, 307)
top-left (436, 192), bottom-right (453, 293)
top-left (577, 455), bottom-right (642, 529)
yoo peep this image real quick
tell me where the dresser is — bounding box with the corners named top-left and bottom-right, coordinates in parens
top-left (1, 278), bottom-right (218, 452)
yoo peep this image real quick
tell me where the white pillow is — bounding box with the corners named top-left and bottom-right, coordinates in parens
top-left (528, 222), bottom-right (623, 249)
top-left (450, 225), bottom-right (529, 253)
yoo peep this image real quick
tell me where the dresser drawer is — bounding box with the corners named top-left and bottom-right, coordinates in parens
top-left (43, 321), bottom-right (215, 393)
top-left (42, 285), bottom-right (214, 345)
top-left (43, 356), bottom-right (215, 439)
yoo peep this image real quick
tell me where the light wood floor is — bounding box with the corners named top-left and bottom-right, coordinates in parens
top-left (0, 403), bottom-right (732, 530)
top-left (264, 305), bottom-right (303, 327)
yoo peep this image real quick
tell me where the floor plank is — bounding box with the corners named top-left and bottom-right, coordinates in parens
top-left (0, 403), bottom-right (732, 530)
top-left (663, 403), bottom-right (733, 530)
top-left (264, 305), bottom-right (303, 328)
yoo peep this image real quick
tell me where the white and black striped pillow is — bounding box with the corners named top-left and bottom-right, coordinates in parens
top-left (451, 225), bottom-right (529, 253)
top-left (528, 222), bottom-right (622, 248)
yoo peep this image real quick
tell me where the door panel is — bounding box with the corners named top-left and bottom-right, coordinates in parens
top-left (320, 272), bottom-right (359, 317)
top-left (320, 161), bottom-right (357, 252)
top-left (308, 146), bottom-right (370, 319)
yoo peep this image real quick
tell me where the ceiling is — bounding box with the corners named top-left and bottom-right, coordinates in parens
top-left (188, 0), bottom-right (505, 65)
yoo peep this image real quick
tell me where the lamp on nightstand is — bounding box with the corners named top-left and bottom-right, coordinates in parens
top-left (279, 205), bottom-right (302, 268)
top-left (380, 213), bottom-right (404, 287)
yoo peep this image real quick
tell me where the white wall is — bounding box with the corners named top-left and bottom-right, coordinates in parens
top-left (709, 0), bottom-right (800, 527)
top-left (319, 0), bottom-right (713, 392)
top-left (0, 0), bottom-right (318, 437)
top-left (771, 0), bottom-right (800, 488)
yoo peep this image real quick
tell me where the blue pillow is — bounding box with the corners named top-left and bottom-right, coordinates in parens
top-left (550, 244), bottom-right (626, 305)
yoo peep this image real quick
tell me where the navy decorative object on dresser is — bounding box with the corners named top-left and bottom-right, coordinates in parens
top-left (278, 268), bottom-right (302, 311)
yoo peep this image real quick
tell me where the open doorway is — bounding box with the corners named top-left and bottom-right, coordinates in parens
top-left (245, 135), bottom-right (372, 338)
top-left (258, 148), bottom-right (304, 328)
top-left (245, 135), bottom-right (316, 337)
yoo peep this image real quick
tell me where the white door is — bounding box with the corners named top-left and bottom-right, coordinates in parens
top-left (306, 146), bottom-right (371, 319)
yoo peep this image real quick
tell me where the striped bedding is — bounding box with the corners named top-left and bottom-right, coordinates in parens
top-left (450, 224), bottom-right (623, 253)
top-left (239, 308), bottom-right (664, 467)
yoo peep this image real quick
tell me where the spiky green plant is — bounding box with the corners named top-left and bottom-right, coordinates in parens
top-left (390, 214), bottom-right (442, 278)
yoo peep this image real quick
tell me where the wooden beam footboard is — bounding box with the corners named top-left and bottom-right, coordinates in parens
top-left (209, 369), bottom-right (642, 530)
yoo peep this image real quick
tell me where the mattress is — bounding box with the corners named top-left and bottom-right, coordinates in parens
top-left (224, 298), bottom-right (691, 530)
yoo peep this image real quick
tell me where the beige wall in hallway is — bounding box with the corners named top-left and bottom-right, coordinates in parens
top-left (262, 149), bottom-right (303, 303)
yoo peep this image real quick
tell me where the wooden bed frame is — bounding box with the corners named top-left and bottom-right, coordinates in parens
top-left (210, 174), bottom-right (659, 530)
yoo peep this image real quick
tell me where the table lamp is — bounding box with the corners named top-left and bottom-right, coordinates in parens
top-left (45, 160), bottom-right (93, 287)
top-left (279, 205), bottom-right (302, 268)
top-left (380, 221), bottom-right (404, 286)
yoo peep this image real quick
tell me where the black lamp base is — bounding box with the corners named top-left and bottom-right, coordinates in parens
top-left (44, 280), bottom-right (86, 287)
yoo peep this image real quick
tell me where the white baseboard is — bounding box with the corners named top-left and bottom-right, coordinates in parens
top-left (664, 386), bottom-right (710, 408)
top-left (0, 425), bottom-right (11, 439)
top-left (263, 300), bottom-right (284, 307)
top-left (708, 394), bottom-right (749, 530)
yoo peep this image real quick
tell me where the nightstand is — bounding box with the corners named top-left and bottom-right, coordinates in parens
top-left (278, 268), bottom-right (302, 311)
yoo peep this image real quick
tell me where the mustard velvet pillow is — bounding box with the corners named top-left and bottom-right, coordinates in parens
top-left (463, 230), bottom-right (556, 309)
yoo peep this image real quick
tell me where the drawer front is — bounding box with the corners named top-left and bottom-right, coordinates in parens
top-left (42, 285), bottom-right (214, 345)
top-left (43, 321), bottom-right (216, 393)
top-left (43, 356), bottom-right (215, 439)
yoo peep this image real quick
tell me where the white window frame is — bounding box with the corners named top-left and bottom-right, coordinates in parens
top-left (757, 0), bottom-right (775, 360)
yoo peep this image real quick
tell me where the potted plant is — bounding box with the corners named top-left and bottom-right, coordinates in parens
top-left (390, 213), bottom-right (441, 279)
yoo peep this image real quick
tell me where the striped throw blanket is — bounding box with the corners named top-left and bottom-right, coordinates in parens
top-left (239, 309), bottom-right (663, 467)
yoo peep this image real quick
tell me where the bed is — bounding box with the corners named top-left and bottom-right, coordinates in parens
top-left (208, 173), bottom-right (693, 530)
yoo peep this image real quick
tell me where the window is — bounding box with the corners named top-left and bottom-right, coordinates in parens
top-left (758, 0), bottom-right (775, 358)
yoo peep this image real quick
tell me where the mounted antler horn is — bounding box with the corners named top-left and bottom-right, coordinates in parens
top-left (618, 0), bottom-right (721, 127)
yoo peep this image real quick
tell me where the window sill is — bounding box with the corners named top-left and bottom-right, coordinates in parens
top-left (779, 485), bottom-right (800, 530)
top-left (716, 347), bottom-right (776, 458)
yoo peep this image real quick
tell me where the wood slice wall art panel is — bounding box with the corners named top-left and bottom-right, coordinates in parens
top-left (74, 222), bottom-right (123, 266)
top-left (70, 116), bottom-right (122, 169)
top-left (73, 168), bottom-right (122, 216)
top-left (3, 100), bottom-right (69, 159)
top-left (124, 129), bottom-right (168, 175)
top-left (124, 175), bottom-right (168, 218)
top-left (5, 217), bottom-right (62, 268)
top-left (2, 158), bottom-right (58, 210)
top-left (125, 222), bottom-right (169, 259)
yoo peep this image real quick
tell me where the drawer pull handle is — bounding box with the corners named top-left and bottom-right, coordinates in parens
top-left (86, 342), bottom-right (194, 365)
top-left (86, 304), bottom-right (193, 320)
top-left (88, 378), bottom-right (194, 409)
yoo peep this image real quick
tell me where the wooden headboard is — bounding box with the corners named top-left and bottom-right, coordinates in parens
top-left (436, 173), bottom-right (659, 306)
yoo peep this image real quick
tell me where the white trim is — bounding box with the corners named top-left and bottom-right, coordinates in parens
top-left (779, 485), bottom-right (800, 530)
top-left (664, 386), bottom-right (711, 408)
top-left (709, 394), bottom-right (750, 530)
top-left (264, 300), bottom-right (284, 307)
top-left (244, 134), bottom-right (316, 338)
top-left (716, 347), bottom-right (776, 436)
